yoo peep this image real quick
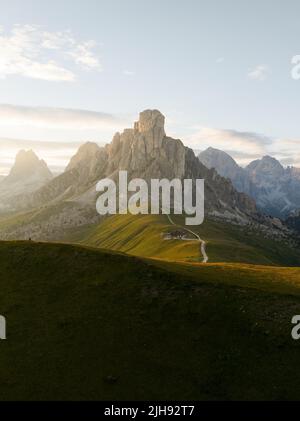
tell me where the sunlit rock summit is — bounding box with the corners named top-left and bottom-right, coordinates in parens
top-left (0, 109), bottom-right (275, 241)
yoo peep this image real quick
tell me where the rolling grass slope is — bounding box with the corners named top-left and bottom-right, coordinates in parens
top-left (83, 214), bottom-right (200, 261)
top-left (83, 213), bottom-right (300, 266)
top-left (1, 241), bottom-right (300, 400)
top-left (1, 203), bottom-right (299, 266)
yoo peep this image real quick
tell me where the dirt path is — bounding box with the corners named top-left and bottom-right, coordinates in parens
top-left (165, 213), bottom-right (208, 263)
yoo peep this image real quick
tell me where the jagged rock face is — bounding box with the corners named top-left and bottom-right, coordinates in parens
top-left (246, 156), bottom-right (285, 184)
top-left (245, 156), bottom-right (300, 218)
top-left (105, 110), bottom-right (185, 181)
top-left (286, 210), bottom-right (300, 234)
top-left (0, 150), bottom-right (53, 209)
top-left (199, 147), bottom-right (252, 193)
top-left (3, 150), bottom-right (52, 185)
top-left (60, 109), bottom-right (185, 186)
top-left (187, 149), bottom-right (257, 219)
top-left (103, 111), bottom-right (257, 222)
top-left (289, 167), bottom-right (300, 180)
top-left (65, 142), bottom-right (107, 186)
top-left (6, 110), bottom-right (259, 229)
top-left (66, 142), bottom-right (100, 172)
top-left (199, 148), bottom-right (300, 219)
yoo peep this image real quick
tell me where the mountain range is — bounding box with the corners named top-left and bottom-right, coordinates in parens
top-left (0, 110), bottom-right (298, 248)
top-left (199, 147), bottom-right (300, 219)
top-left (2, 110), bottom-right (300, 400)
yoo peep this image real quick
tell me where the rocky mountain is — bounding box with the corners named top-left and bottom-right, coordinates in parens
top-left (0, 150), bottom-right (53, 211)
top-left (198, 147), bottom-right (252, 193)
top-left (245, 156), bottom-right (300, 218)
top-left (199, 148), bottom-right (300, 219)
top-left (0, 110), bottom-right (291, 242)
top-left (9, 110), bottom-right (258, 221)
top-left (286, 210), bottom-right (300, 235)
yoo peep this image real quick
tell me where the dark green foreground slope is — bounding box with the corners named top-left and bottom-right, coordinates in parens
top-left (1, 241), bottom-right (300, 400)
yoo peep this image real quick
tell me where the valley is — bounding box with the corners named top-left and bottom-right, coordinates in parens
top-left (0, 109), bottom-right (300, 401)
top-left (81, 213), bottom-right (300, 266)
top-left (1, 0), bottom-right (300, 404)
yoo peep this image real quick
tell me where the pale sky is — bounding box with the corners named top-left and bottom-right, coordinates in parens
top-left (1, 0), bottom-right (300, 174)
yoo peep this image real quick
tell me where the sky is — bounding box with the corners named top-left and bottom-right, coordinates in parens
top-left (1, 0), bottom-right (300, 174)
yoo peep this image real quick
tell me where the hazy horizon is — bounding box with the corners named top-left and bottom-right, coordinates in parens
top-left (1, 126), bottom-right (299, 177)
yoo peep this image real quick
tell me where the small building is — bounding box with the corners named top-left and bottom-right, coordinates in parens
top-left (163, 230), bottom-right (187, 240)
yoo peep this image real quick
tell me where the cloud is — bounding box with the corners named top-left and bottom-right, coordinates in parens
top-left (0, 137), bottom-right (84, 151)
top-left (68, 40), bottom-right (102, 70)
top-left (185, 125), bottom-right (300, 167)
top-left (0, 104), bottom-right (123, 130)
top-left (0, 104), bottom-right (129, 174)
top-left (268, 138), bottom-right (300, 168)
top-left (247, 65), bottom-right (269, 81)
top-left (123, 70), bottom-right (135, 76)
top-left (0, 25), bottom-right (102, 82)
top-left (185, 127), bottom-right (271, 163)
top-left (0, 137), bottom-right (91, 175)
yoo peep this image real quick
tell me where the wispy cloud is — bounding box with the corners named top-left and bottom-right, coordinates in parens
top-left (0, 137), bottom-right (91, 175)
top-left (0, 104), bottom-right (129, 174)
top-left (0, 104), bottom-right (123, 130)
top-left (185, 126), bottom-right (300, 167)
top-left (267, 138), bottom-right (300, 168)
top-left (185, 127), bottom-right (271, 163)
top-left (123, 70), bottom-right (135, 76)
top-left (0, 25), bottom-right (102, 82)
top-left (247, 65), bottom-right (269, 81)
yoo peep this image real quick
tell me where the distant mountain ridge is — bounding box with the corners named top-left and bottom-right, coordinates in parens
top-left (0, 150), bottom-right (52, 210)
top-left (3, 150), bottom-right (52, 183)
top-left (5, 110), bottom-right (259, 222)
top-left (0, 110), bottom-right (295, 247)
top-left (199, 148), bottom-right (300, 219)
top-left (198, 147), bottom-right (252, 193)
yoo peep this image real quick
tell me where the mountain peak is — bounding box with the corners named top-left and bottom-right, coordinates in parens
top-left (76, 142), bottom-right (100, 155)
top-left (0, 150), bottom-right (53, 203)
top-left (65, 142), bottom-right (101, 172)
top-left (4, 150), bottom-right (52, 185)
top-left (70, 141), bottom-right (99, 155)
top-left (261, 155), bottom-right (282, 164)
top-left (15, 149), bottom-right (40, 165)
top-left (134, 109), bottom-right (165, 135)
top-left (246, 155), bottom-right (284, 176)
top-left (199, 147), bottom-right (240, 172)
top-left (198, 147), bottom-right (253, 196)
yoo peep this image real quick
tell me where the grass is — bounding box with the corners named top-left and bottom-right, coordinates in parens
top-left (179, 216), bottom-right (300, 266)
top-left (1, 209), bottom-right (300, 400)
top-left (82, 213), bottom-right (300, 266)
top-left (2, 204), bottom-right (299, 266)
top-left (82, 213), bottom-right (199, 261)
top-left (1, 240), bottom-right (300, 400)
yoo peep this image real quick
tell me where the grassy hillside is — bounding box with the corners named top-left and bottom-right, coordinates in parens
top-left (83, 213), bottom-right (300, 266)
top-left (1, 203), bottom-right (299, 266)
top-left (82, 214), bottom-right (200, 261)
top-left (1, 240), bottom-right (300, 400)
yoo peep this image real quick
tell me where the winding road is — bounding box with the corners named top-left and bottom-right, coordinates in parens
top-left (165, 213), bottom-right (208, 263)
